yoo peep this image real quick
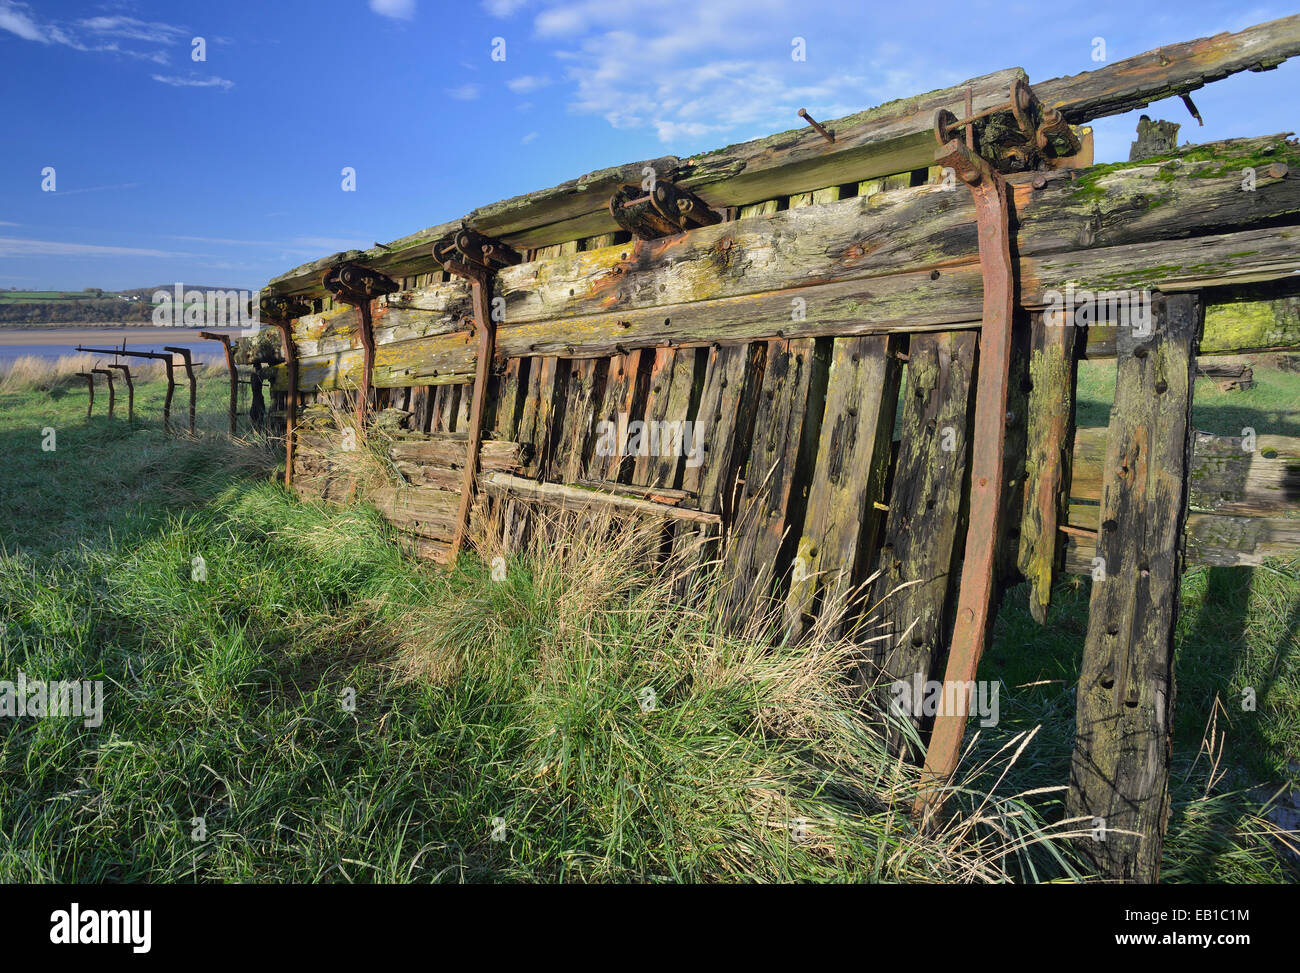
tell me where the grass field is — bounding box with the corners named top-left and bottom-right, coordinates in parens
top-left (0, 291), bottom-right (126, 305)
top-left (0, 360), bottom-right (1295, 882)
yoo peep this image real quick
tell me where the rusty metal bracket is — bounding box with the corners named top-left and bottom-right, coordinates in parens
top-left (432, 226), bottom-right (522, 277)
top-left (91, 367), bottom-right (116, 418)
top-left (261, 295), bottom-right (312, 487)
top-left (935, 77), bottom-right (1081, 173)
top-left (608, 179), bottom-right (722, 240)
top-left (915, 123), bottom-right (1018, 818)
top-left (77, 345), bottom-right (176, 432)
top-left (164, 346), bottom-right (196, 435)
top-left (322, 264), bottom-right (398, 426)
top-left (108, 363), bottom-right (134, 421)
top-left (199, 331), bottom-right (238, 436)
top-left (78, 371), bottom-right (95, 418)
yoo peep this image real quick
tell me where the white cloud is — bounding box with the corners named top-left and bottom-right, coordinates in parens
top-left (446, 83), bottom-right (481, 100)
top-left (0, 3), bottom-right (184, 63)
top-left (507, 74), bottom-right (551, 93)
top-left (369, 0), bottom-right (416, 20)
top-left (151, 74), bottom-right (234, 90)
top-left (0, 236), bottom-right (178, 258)
top-left (521, 131), bottom-right (538, 144)
top-left (167, 234), bottom-right (370, 254)
top-left (47, 183), bottom-right (140, 197)
top-left (483, 0), bottom-right (529, 15)
top-left (77, 16), bottom-right (188, 44)
top-left (542, 0), bottom-right (914, 144)
top-left (0, 2), bottom-right (45, 42)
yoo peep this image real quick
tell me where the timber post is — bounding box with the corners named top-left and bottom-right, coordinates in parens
top-left (1066, 293), bottom-right (1201, 883)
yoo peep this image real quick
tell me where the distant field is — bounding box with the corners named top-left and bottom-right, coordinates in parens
top-left (0, 291), bottom-right (126, 304)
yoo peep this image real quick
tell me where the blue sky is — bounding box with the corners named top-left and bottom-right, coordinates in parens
top-left (0, 0), bottom-right (1296, 292)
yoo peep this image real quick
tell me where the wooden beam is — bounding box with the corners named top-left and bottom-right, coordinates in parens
top-left (1035, 14), bottom-right (1300, 123)
top-left (1017, 311), bottom-right (1079, 622)
top-left (1066, 293), bottom-right (1201, 884)
top-left (274, 137), bottom-right (1300, 391)
top-left (481, 472), bottom-right (722, 525)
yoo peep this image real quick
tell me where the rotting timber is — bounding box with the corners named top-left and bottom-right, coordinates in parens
top-left (258, 14), bottom-right (1300, 884)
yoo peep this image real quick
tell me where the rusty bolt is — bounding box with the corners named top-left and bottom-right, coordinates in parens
top-left (1266, 162), bottom-right (1289, 179)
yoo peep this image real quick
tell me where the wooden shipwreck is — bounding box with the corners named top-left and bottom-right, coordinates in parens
top-left (258, 15), bottom-right (1300, 882)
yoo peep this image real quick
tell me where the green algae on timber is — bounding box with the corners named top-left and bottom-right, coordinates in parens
top-left (1068, 137), bottom-right (1299, 205)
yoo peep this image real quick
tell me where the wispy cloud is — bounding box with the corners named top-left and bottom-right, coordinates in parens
top-left (507, 74), bottom-right (551, 94)
top-left (447, 83), bottom-right (481, 101)
top-left (76, 15), bottom-right (188, 45)
top-left (0, 2), bottom-right (186, 64)
top-left (521, 131), bottom-right (538, 144)
top-left (0, 1), bottom-right (43, 42)
top-left (369, 0), bottom-right (417, 20)
top-left (167, 234), bottom-right (371, 255)
top-left (539, 0), bottom-right (899, 143)
top-left (151, 73), bottom-right (234, 90)
top-left (483, 0), bottom-right (530, 15)
top-left (46, 183), bottom-right (140, 197)
top-left (0, 236), bottom-right (179, 258)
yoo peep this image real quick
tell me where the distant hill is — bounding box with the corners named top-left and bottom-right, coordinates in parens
top-left (0, 285), bottom-right (249, 326)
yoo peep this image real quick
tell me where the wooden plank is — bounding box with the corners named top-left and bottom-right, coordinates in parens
top-left (278, 139), bottom-right (1300, 391)
top-left (1064, 426), bottom-right (1300, 568)
top-left (1018, 311), bottom-right (1079, 622)
top-left (1066, 293), bottom-right (1201, 884)
top-left (552, 358), bottom-right (603, 481)
top-left (1087, 296), bottom-right (1300, 358)
top-left (722, 338), bottom-right (821, 620)
top-left (588, 350), bottom-right (642, 482)
top-left (679, 343), bottom-right (765, 514)
top-left (515, 356), bottom-right (559, 477)
top-left (1036, 14), bottom-right (1300, 123)
top-left (482, 472), bottom-right (721, 525)
top-left (493, 356), bottom-right (524, 439)
top-left (786, 334), bottom-right (902, 638)
top-left (865, 332), bottom-right (977, 714)
top-left (631, 347), bottom-right (698, 489)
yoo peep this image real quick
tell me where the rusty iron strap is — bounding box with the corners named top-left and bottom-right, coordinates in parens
top-left (199, 331), bottom-right (238, 436)
top-left (261, 296), bottom-right (311, 488)
top-left (164, 346), bottom-right (196, 435)
top-left (915, 132), bottom-right (1017, 817)
top-left (432, 229), bottom-right (520, 562)
top-left (91, 367), bottom-right (116, 418)
top-left (322, 264), bottom-right (398, 427)
top-left (109, 363), bottom-right (134, 421)
top-left (77, 346), bottom-right (176, 432)
top-left (434, 243), bottom-right (500, 564)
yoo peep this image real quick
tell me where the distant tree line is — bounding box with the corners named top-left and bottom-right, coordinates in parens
top-left (0, 299), bottom-right (154, 324)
